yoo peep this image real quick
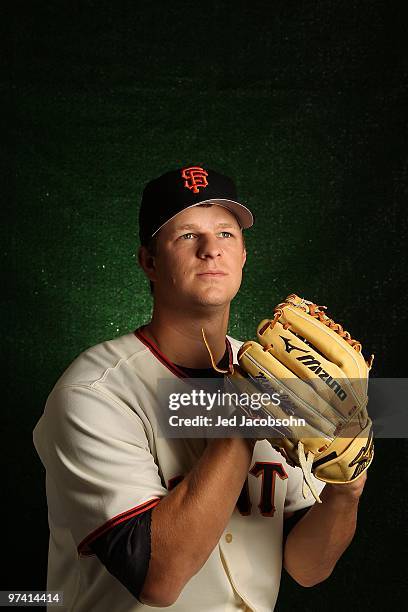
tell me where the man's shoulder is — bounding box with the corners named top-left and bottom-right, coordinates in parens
top-left (52, 330), bottom-right (149, 390)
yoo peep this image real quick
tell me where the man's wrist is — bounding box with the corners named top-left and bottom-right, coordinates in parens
top-left (322, 472), bottom-right (367, 502)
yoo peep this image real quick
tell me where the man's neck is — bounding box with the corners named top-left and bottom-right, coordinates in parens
top-left (143, 304), bottom-right (230, 369)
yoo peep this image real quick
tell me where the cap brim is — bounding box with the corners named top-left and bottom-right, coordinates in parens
top-left (151, 198), bottom-right (254, 237)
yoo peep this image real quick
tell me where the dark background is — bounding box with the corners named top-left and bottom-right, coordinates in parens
top-left (5, 1), bottom-right (408, 609)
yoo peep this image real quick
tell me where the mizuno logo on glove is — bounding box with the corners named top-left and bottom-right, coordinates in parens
top-left (281, 335), bottom-right (347, 401)
top-left (296, 355), bottom-right (347, 401)
top-left (280, 336), bottom-right (309, 354)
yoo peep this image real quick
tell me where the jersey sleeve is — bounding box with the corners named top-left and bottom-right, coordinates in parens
top-left (90, 508), bottom-right (154, 601)
top-left (33, 384), bottom-right (167, 554)
top-left (283, 460), bottom-right (326, 513)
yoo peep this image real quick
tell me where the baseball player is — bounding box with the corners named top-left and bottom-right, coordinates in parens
top-left (33, 166), bottom-right (368, 611)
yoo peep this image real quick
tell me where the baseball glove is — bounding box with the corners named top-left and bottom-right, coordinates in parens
top-left (218, 294), bottom-right (374, 502)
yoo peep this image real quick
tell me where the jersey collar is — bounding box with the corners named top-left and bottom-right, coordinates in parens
top-left (134, 326), bottom-right (233, 379)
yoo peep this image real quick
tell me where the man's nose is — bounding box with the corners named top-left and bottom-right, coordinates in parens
top-left (197, 234), bottom-right (222, 259)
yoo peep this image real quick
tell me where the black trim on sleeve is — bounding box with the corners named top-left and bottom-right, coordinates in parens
top-left (90, 508), bottom-right (154, 601)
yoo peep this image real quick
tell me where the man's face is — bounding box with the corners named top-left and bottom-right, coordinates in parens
top-left (148, 205), bottom-right (247, 309)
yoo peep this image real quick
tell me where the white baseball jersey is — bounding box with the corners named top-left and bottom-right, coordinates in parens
top-left (33, 328), bottom-right (324, 612)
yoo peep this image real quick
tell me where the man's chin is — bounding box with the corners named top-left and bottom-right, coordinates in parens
top-left (189, 288), bottom-right (238, 308)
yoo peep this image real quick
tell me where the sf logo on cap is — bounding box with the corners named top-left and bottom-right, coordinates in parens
top-left (181, 166), bottom-right (208, 194)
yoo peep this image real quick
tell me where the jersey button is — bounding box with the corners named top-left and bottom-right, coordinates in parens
top-left (225, 533), bottom-right (233, 543)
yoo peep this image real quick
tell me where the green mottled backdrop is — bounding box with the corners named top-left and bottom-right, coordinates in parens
top-left (5, 1), bottom-right (407, 609)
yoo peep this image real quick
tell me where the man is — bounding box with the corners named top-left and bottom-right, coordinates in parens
top-left (33, 165), bottom-right (367, 611)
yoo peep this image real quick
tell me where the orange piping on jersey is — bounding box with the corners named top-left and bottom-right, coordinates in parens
top-left (134, 326), bottom-right (189, 379)
top-left (78, 497), bottom-right (162, 556)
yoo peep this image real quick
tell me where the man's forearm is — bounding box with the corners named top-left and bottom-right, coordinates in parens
top-left (140, 438), bottom-right (253, 606)
top-left (283, 474), bottom-right (366, 587)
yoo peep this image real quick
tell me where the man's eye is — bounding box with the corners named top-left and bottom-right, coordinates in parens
top-left (180, 233), bottom-right (195, 240)
top-left (219, 231), bottom-right (233, 238)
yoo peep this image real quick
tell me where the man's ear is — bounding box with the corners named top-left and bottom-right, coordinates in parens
top-left (242, 247), bottom-right (247, 268)
top-left (138, 246), bottom-right (157, 282)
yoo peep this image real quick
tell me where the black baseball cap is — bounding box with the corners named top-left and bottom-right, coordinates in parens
top-left (139, 165), bottom-right (254, 245)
